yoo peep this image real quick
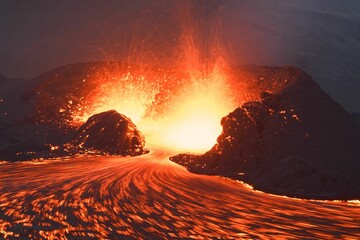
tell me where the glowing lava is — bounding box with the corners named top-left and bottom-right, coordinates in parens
top-left (64, 1), bottom-right (236, 153)
top-left (72, 70), bottom-right (160, 124)
top-left (66, 65), bottom-right (235, 153)
top-left (142, 72), bottom-right (234, 153)
top-left (163, 107), bottom-right (224, 152)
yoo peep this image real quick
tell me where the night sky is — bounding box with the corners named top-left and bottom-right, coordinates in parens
top-left (1, 0), bottom-right (359, 112)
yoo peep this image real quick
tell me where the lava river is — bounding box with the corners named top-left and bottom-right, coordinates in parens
top-left (0, 148), bottom-right (359, 239)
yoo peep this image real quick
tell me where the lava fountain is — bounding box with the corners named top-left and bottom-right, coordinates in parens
top-left (66, 64), bottom-right (236, 153)
top-left (139, 67), bottom-right (235, 152)
top-left (157, 1), bottom-right (235, 152)
top-left (34, 1), bottom-right (237, 153)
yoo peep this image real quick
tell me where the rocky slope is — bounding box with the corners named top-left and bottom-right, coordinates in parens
top-left (0, 74), bottom-right (69, 161)
top-left (171, 66), bottom-right (360, 200)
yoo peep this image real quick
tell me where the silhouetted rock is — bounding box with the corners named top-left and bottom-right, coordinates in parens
top-left (171, 66), bottom-right (360, 200)
top-left (71, 110), bottom-right (148, 156)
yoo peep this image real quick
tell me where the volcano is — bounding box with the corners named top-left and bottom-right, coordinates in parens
top-left (1, 63), bottom-right (359, 200)
top-left (170, 66), bottom-right (360, 200)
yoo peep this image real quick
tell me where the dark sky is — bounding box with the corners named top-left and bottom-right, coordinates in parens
top-left (1, 0), bottom-right (360, 112)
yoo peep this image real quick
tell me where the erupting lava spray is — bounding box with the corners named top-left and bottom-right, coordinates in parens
top-left (67, 1), bottom-right (236, 153)
top-left (147, 1), bottom-right (236, 152)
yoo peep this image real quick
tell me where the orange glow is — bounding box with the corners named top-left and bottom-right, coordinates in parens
top-left (67, 2), bottom-right (237, 153)
top-left (70, 68), bottom-right (235, 153)
top-left (72, 70), bottom-right (160, 124)
top-left (139, 70), bottom-right (234, 153)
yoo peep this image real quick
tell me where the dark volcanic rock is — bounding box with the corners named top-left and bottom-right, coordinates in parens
top-left (170, 66), bottom-right (360, 200)
top-left (0, 124), bottom-right (75, 161)
top-left (71, 110), bottom-right (148, 156)
top-left (0, 73), bottom-right (73, 161)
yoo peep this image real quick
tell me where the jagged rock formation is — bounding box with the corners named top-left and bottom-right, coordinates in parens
top-left (171, 66), bottom-right (360, 200)
top-left (71, 110), bottom-right (148, 156)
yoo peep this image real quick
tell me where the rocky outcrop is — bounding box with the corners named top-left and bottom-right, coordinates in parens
top-left (171, 66), bottom-right (360, 200)
top-left (71, 110), bottom-right (148, 156)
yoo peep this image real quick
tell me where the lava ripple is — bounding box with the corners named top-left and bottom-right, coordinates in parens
top-left (0, 148), bottom-right (359, 239)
